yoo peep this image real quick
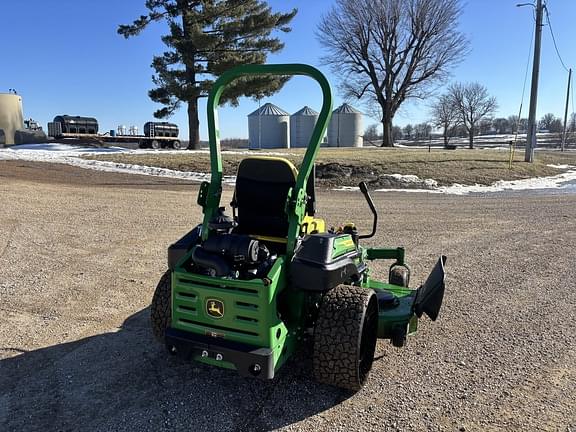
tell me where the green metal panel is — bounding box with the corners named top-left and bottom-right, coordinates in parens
top-left (364, 278), bottom-right (413, 298)
top-left (366, 247), bottom-right (405, 265)
top-left (363, 277), bottom-right (418, 338)
top-left (172, 257), bottom-right (286, 345)
top-left (171, 256), bottom-right (295, 370)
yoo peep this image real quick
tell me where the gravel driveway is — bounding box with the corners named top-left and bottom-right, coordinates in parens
top-left (0, 160), bottom-right (574, 431)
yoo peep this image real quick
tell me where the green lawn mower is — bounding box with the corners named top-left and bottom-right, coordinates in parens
top-left (151, 64), bottom-right (446, 391)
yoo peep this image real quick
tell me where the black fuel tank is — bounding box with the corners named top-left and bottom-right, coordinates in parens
top-left (291, 233), bottom-right (363, 292)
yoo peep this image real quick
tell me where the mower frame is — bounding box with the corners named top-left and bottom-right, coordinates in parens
top-left (157, 63), bottom-right (445, 389)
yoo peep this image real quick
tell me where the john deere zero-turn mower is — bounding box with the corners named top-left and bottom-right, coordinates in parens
top-left (151, 64), bottom-right (446, 391)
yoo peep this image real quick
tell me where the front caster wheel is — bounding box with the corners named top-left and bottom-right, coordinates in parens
top-left (389, 265), bottom-right (410, 287)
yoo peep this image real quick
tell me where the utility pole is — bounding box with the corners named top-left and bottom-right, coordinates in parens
top-left (561, 68), bottom-right (572, 152)
top-left (524, 0), bottom-right (544, 163)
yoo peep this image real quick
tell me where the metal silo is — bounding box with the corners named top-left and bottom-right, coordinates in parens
top-left (0, 93), bottom-right (24, 145)
top-left (290, 106), bottom-right (319, 148)
top-left (248, 103), bottom-right (290, 149)
top-left (328, 103), bottom-right (363, 147)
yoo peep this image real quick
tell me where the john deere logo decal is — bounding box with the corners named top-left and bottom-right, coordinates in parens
top-left (206, 299), bottom-right (224, 319)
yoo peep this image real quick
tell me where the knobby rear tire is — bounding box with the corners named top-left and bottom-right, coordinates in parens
top-left (151, 270), bottom-right (171, 343)
top-left (313, 285), bottom-right (379, 392)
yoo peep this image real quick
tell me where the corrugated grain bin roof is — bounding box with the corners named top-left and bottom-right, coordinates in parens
top-left (333, 103), bottom-right (361, 114)
top-left (292, 106), bottom-right (319, 116)
top-left (248, 102), bottom-right (289, 116)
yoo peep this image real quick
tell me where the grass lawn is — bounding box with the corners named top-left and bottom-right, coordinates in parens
top-left (82, 147), bottom-right (576, 188)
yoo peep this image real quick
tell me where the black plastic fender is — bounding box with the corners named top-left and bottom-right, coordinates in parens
top-left (167, 224), bottom-right (202, 270)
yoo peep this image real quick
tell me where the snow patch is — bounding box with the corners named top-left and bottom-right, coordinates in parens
top-left (375, 169), bottom-right (576, 195)
top-left (334, 169), bottom-right (576, 195)
top-left (0, 143), bottom-right (299, 184)
top-left (385, 173), bottom-right (438, 188)
top-left (8, 143), bottom-right (128, 153)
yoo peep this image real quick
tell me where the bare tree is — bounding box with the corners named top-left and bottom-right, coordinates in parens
top-left (392, 125), bottom-right (403, 141)
top-left (414, 122), bottom-right (432, 140)
top-left (317, 0), bottom-right (468, 147)
top-left (448, 82), bottom-right (498, 149)
top-left (454, 123), bottom-right (468, 137)
top-left (430, 94), bottom-right (460, 147)
top-left (567, 113), bottom-right (576, 147)
top-left (507, 115), bottom-right (520, 134)
top-left (518, 117), bottom-right (529, 133)
top-left (403, 124), bottom-right (414, 139)
top-left (479, 118), bottom-right (493, 135)
top-left (549, 119), bottom-right (563, 134)
top-left (538, 113), bottom-right (563, 132)
top-left (493, 118), bottom-right (510, 134)
top-left (364, 123), bottom-right (380, 143)
top-left (538, 113), bottom-right (556, 131)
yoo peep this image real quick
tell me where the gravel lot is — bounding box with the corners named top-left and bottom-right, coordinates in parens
top-left (0, 160), bottom-right (575, 431)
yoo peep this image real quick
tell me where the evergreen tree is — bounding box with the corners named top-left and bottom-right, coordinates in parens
top-left (119, 0), bottom-right (297, 149)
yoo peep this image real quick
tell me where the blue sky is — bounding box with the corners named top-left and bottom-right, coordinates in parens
top-left (2, 0), bottom-right (575, 140)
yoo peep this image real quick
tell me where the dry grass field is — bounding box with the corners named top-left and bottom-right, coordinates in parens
top-left (83, 147), bottom-right (576, 187)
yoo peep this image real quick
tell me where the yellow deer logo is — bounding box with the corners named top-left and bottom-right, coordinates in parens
top-left (206, 299), bottom-right (224, 318)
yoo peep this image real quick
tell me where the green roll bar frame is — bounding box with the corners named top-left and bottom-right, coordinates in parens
top-left (199, 63), bottom-right (333, 259)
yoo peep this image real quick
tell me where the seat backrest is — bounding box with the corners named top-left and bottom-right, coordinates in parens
top-left (233, 157), bottom-right (298, 238)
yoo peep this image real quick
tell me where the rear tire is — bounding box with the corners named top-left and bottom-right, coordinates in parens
top-left (313, 285), bottom-right (378, 392)
top-left (172, 140), bottom-right (182, 150)
top-left (151, 270), bottom-right (171, 343)
top-left (151, 140), bottom-right (160, 150)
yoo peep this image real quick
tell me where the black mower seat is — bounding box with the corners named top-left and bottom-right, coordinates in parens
top-left (233, 157), bottom-right (298, 238)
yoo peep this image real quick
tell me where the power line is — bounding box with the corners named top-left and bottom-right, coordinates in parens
top-left (510, 18), bottom-right (536, 167)
top-left (571, 73), bottom-right (575, 109)
top-left (519, 24), bottom-right (535, 113)
top-left (544, 5), bottom-right (570, 72)
top-left (572, 76), bottom-right (575, 113)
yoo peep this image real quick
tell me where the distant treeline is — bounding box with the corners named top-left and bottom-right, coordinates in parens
top-left (366, 112), bottom-right (576, 142)
top-left (192, 138), bottom-right (249, 149)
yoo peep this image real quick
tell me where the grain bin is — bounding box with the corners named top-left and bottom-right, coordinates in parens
top-left (328, 103), bottom-right (363, 147)
top-left (290, 106), bottom-right (319, 148)
top-left (0, 93), bottom-right (24, 145)
top-left (248, 103), bottom-right (290, 149)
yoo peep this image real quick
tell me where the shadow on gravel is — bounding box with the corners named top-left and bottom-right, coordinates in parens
top-left (0, 308), bottom-right (349, 432)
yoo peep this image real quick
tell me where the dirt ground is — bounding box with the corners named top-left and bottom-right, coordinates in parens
top-left (1, 160), bottom-right (575, 432)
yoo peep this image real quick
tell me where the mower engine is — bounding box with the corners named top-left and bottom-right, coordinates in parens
top-left (189, 207), bottom-right (277, 280)
top-left (192, 233), bottom-right (276, 280)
